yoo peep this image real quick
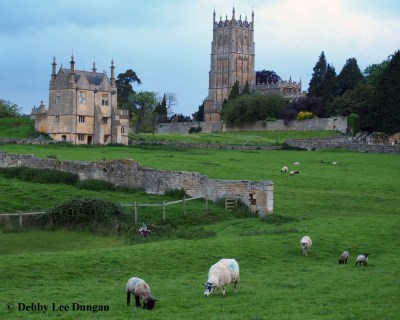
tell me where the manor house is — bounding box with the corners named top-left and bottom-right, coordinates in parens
top-left (31, 56), bottom-right (129, 145)
top-left (204, 8), bottom-right (303, 121)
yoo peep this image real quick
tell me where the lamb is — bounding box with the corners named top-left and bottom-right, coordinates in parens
top-left (126, 277), bottom-right (158, 310)
top-left (204, 258), bottom-right (240, 297)
top-left (290, 170), bottom-right (300, 176)
top-left (355, 253), bottom-right (370, 266)
top-left (293, 161), bottom-right (300, 166)
top-left (339, 251), bottom-right (349, 264)
top-left (281, 166), bottom-right (289, 173)
top-left (300, 236), bottom-right (312, 256)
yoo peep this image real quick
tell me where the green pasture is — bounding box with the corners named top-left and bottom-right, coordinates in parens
top-left (0, 142), bottom-right (399, 319)
top-left (129, 130), bottom-right (341, 145)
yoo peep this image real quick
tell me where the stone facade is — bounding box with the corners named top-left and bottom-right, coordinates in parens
top-left (31, 56), bottom-right (129, 145)
top-left (0, 153), bottom-right (273, 215)
top-left (203, 8), bottom-right (303, 121)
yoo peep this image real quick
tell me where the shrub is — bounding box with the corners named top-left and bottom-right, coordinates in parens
top-left (0, 167), bottom-right (79, 185)
top-left (189, 126), bottom-right (202, 134)
top-left (296, 111), bottom-right (314, 120)
top-left (76, 179), bottom-right (116, 191)
top-left (45, 198), bottom-right (126, 231)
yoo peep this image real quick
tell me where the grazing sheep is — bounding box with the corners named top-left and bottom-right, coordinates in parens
top-left (293, 161), bottom-right (300, 166)
top-left (355, 253), bottom-right (370, 266)
top-left (204, 258), bottom-right (240, 297)
top-left (281, 166), bottom-right (289, 173)
top-left (126, 277), bottom-right (157, 310)
top-left (290, 170), bottom-right (300, 176)
top-left (300, 236), bottom-right (312, 256)
top-left (339, 251), bottom-right (349, 264)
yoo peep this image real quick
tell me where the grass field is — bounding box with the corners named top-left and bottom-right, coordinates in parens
top-left (0, 141), bottom-right (399, 319)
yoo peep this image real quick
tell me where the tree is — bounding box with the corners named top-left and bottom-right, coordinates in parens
top-left (116, 69), bottom-right (142, 111)
top-left (337, 58), bottom-right (364, 96)
top-left (128, 91), bottom-right (158, 133)
top-left (375, 50), bottom-right (400, 134)
top-left (320, 64), bottom-right (338, 110)
top-left (308, 51), bottom-right (327, 98)
top-left (0, 99), bottom-right (22, 118)
top-left (348, 113), bottom-right (360, 136)
top-left (222, 93), bottom-right (286, 126)
top-left (192, 103), bottom-right (204, 122)
top-left (364, 60), bottom-right (389, 87)
top-left (282, 97), bottom-right (323, 125)
top-left (164, 92), bottom-right (177, 118)
top-left (242, 80), bottom-right (250, 95)
top-left (255, 70), bottom-right (281, 84)
top-left (228, 80), bottom-right (240, 100)
top-left (154, 94), bottom-right (168, 123)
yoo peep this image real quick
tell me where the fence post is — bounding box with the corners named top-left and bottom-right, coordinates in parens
top-left (19, 213), bottom-right (22, 227)
top-left (205, 195), bottom-right (208, 212)
top-left (183, 196), bottom-right (186, 215)
top-left (162, 200), bottom-right (166, 222)
top-left (134, 202), bottom-right (138, 224)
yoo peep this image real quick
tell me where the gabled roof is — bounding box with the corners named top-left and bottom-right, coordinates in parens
top-left (62, 68), bottom-right (108, 86)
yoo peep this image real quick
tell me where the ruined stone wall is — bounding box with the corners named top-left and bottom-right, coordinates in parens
top-left (0, 153), bottom-right (273, 215)
top-left (157, 117), bottom-right (348, 134)
top-left (285, 137), bottom-right (400, 154)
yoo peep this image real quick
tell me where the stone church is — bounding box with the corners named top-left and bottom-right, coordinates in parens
top-left (31, 56), bottom-right (129, 145)
top-left (204, 8), bottom-right (303, 121)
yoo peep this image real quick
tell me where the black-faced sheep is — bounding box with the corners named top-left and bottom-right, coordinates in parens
top-left (204, 258), bottom-right (240, 297)
top-left (290, 170), bottom-right (300, 176)
top-left (281, 166), bottom-right (289, 173)
top-left (339, 251), bottom-right (349, 264)
top-left (126, 277), bottom-right (158, 310)
top-left (300, 236), bottom-right (312, 256)
top-left (355, 253), bottom-right (370, 266)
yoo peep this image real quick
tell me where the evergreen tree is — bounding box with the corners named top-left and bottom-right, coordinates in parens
top-left (228, 80), bottom-right (240, 100)
top-left (320, 64), bottom-right (338, 111)
top-left (337, 58), bottom-right (364, 96)
top-left (192, 103), bottom-right (204, 122)
top-left (308, 51), bottom-right (327, 98)
top-left (154, 94), bottom-right (168, 123)
top-left (242, 80), bottom-right (250, 95)
top-left (115, 69), bottom-right (141, 115)
top-left (376, 50), bottom-right (400, 134)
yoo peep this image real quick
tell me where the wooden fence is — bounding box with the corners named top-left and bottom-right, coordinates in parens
top-left (0, 196), bottom-right (209, 226)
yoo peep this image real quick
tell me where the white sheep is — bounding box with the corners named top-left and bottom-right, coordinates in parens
top-left (293, 161), bottom-right (300, 166)
top-left (126, 277), bottom-right (158, 310)
top-left (281, 166), bottom-right (289, 173)
top-left (339, 251), bottom-right (349, 264)
top-left (300, 236), bottom-right (312, 256)
top-left (355, 253), bottom-right (370, 266)
top-left (204, 258), bottom-right (240, 296)
top-left (290, 170), bottom-right (300, 176)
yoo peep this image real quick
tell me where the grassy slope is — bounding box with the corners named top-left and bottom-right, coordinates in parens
top-left (0, 139), bottom-right (399, 319)
top-left (0, 118), bottom-right (42, 139)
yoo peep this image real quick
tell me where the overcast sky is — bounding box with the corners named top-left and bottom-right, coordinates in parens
top-left (0, 0), bottom-right (399, 116)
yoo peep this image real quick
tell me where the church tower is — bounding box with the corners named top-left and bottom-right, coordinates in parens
top-left (204, 7), bottom-right (255, 121)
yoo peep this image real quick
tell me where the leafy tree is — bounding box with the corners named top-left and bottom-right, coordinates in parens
top-left (0, 99), bottom-right (22, 118)
top-left (375, 50), bottom-right (400, 134)
top-left (364, 60), bottom-right (389, 87)
top-left (192, 103), bottom-right (204, 122)
top-left (282, 97), bottom-right (324, 124)
top-left (255, 70), bottom-right (281, 84)
top-left (222, 93), bottom-right (286, 126)
top-left (308, 51), bottom-right (327, 98)
top-left (337, 58), bottom-right (364, 96)
top-left (129, 91), bottom-right (158, 133)
top-left (170, 114), bottom-right (192, 123)
top-left (116, 69), bottom-right (141, 111)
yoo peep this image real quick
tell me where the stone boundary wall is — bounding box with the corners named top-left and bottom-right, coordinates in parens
top-left (0, 153), bottom-right (273, 215)
top-left (285, 137), bottom-right (400, 154)
top-left (157, 117), bottom-right (348, 134)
